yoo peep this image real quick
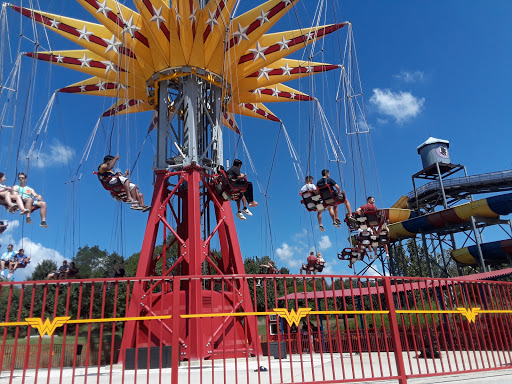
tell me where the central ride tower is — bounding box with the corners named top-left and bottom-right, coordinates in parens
top-left (121, 67), bottom-right (259, 360)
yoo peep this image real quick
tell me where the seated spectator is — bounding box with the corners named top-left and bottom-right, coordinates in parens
top-left (0, 172), bottom-right (29, 214)
top-left (47, 260), bottom-right (69, 279)
top-left (316, 169), bottom-right (353, 228)
top-left (97, 155), bottom-right (150, 211)
top-left (227, 159), bottom-right (258, 220)
top-left (0, 244), bottom-right (15, 279)
top-left (13, 173), bottom-right (49, 227)
top-left (7, 248), bottom-right (26, 279)
top-left (300, 175), bottom-right (325, 232)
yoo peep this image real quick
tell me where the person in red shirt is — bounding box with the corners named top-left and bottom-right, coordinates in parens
top-left (356, 196), bottom-right (378, 215)
top-left (307, 252), bottom-right (317, 269)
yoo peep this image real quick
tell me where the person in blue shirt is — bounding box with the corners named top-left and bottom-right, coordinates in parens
top-left (7, 248), bottom-right (28, 279)
top-left (0, 244), bottom-right (16, 279)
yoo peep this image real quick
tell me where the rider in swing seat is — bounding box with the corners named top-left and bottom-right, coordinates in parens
top-left (255, 260), bottom-right (278, 287)
top-left (0, 172), bottom-right (29, 215)
top-left (300, 175), bottom-right (326, 232)
top-left (316, 169), bottom-right (354, 228)
top-left (97, 155), bottom-right (150, 212)
top-left (0, 221), bottom-right (7, 235)
top-left (226, 159), bottom-right (258, 220)
top-left (301, 252), bottom-right (325, 275)
top-left (13, 173), bottom-right (49, 228)
top-left (355, 196), bottom-right (389, 258)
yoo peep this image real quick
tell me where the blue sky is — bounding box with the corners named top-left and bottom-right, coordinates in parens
top-left (1, 1), bottom-right (511, 280)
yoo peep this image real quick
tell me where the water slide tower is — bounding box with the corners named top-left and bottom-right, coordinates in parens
top-left (390, 137), bottom-right (512, 277)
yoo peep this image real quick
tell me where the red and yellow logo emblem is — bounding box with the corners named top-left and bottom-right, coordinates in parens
top-left (25, 317), bottom-right (71, 337)
top-left (273, 308), bottom-right (312, 327)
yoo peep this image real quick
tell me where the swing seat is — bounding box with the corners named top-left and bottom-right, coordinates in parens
top-left (300, 263), bottom-right (316, 274)
top-left (259, 265), bottom-right (278, 274)
top-left (94, 172), bottom-right (132, 203)
top-left (379, 231), bottom-right (390, 244)
top-left (0, 220), bottom-right (7, 235)
top-left (300, 186), bottom-right (345, 212)
top-left (211, 169), bottom-right (248, 201)
top-left (0, 196), bottom-right (40, 213)
top-left (315, 259), bottom-right (325, 272)
top-left (362, 209), bottom-right (384, 227)
top-left (338, 247), bottom-right (367, 261)
top-left (346, 209), bottom-right (385, 230)
top-left (359, 230), bottom-right (371, 245)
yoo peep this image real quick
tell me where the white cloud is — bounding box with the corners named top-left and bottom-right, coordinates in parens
top-left (2, 219), bottom-right (20, 233)
top-left (370, 88), bottom-right (424, 123)
top-left (276, 242), bottom-right (293, 259)
top-left (363, 266), bottom-right (382, 277)
top-left (31, 141), bottom-right (75, 168)
top-left (316, 256), bottom-right (339, 275)
top-left (321, 264), bottom-right (335, 274)
top-left (394, 70), bottom-right (425, 83)
top-left (0, 227), bottom-right (65, 281)
top-left (318, 235), bottom-right (332, 251)
top-left (276, 242), bottom-right (301, 268)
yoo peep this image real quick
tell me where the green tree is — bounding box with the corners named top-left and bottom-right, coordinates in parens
top-left (124, 235), bottom-right (179, 277)
top-left (28, 259), bottom-right (57, 281)
top-left (390, 239), bottom-right (431, 277)
top-left (244, 256), bottom-right (294, 312)
top-left (71, 245), bottom-right (125, 278)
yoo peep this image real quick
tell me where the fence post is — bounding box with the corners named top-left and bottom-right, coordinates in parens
top-left (171, 277), bottom-right (180, 384)
top-left (383, 277), bottom-right (407, 384)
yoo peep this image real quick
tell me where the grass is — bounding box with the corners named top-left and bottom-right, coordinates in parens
top-left (0, 331), bottom-right (120, 345)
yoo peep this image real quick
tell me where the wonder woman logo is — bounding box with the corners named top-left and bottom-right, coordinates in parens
top-left (457, 307), bottom-right (481, 323)
top-left (273, 308), bottom-right (312, 327)
top-left (25, 317), bottom-right (71, 337)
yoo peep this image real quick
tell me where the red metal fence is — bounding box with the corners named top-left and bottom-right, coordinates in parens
top-left (0, 275), bottom-right (511, 383)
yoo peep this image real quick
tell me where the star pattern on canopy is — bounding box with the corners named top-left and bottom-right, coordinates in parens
top-left (12, 0), bottom-right (346, 131)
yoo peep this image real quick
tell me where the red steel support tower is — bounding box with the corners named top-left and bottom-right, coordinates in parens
top-left (120, 71), bottom-right (260, 360)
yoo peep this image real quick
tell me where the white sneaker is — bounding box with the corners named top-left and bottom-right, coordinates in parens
top-left (236, 211), bottom-right (247, 220)
top-left (241, 207), bottom-right (252, 216)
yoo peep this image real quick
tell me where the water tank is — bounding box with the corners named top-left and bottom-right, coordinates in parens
top-left (417, 137), bottom-right (450, 169)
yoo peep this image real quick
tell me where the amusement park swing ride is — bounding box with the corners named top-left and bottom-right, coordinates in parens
top-left (0, 0), bottom-right (378, 360)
